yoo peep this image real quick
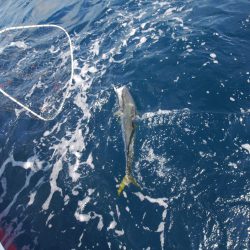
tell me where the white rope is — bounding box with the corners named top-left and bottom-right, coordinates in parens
top-left (0, 24), bottom-right (74, 121)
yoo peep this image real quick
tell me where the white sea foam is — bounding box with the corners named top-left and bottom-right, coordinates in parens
top-left (0, 154), bottom-right (43, 178)
top-left (107, 220), bottom-right (117, 231)
top-left (69, 152), bottom-right (81, 182)
top-left (46, 212), bottom-right (55, 226)
top-left (42, 119), bottom-right (86, 210)
top-left (164, 7), bottom-right (177, 16)
top-left (0, 41), bottom-right (29, 54)
top-left (0, 178), bottom-right (7, 203)
top-left (0, 171), bottom-right (33, 220)
top-left (64, 195), bottom-right (70, 205)
top-left (142, 146), bottom-right (168, 178)
top-left (134, 192), bottom-right (168, 249)
top-left (137, 37), bottom-right (147, 47)
top-left (74, 210), bottom-right (104, 231)
top-left (130, 28), bottom-right (136, 36)
top-left (134, 192), bottom-right (168, 208)
top-left (91, 40), bottom-right (100, 56)
top-left (140, 109), bottom-right (172, 120)
top-left (28, 191), bottom-right (37, 206)
top-left (228, 162), bottom-right (237, 169)
top-left (86, 153), bottom-right (95, 169)
top-left (116, 205), bottom-right (121, 219)
top-left (210, 53), bottom-right (216, 59)
top-left (42, 160), bottom-right (63, 210)
top-left (115, 229), bottom-right (124, 236)
top-left (241, 144), bottom-right (250, 153)
top-left (49, 45), bottom-right (60, 54)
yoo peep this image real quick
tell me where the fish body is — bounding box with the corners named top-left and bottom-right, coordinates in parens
top-left (114, 86), bottom-right (140, 195)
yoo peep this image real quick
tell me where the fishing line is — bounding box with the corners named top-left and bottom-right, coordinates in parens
top-left (0, 24), bottom-right (74, 121)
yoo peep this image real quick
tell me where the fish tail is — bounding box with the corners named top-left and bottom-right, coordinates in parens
top-left (117, 175), bottom-right (140, 196)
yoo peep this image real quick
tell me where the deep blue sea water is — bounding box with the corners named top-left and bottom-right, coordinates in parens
top-left (0, 0), bottom-right (250, 249)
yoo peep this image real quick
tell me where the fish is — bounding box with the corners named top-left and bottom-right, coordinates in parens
top-left (114, 86), bottom-right (140, 195)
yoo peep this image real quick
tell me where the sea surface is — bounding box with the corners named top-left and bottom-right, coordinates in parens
top-left (0, 0), bottom-right (250, 249)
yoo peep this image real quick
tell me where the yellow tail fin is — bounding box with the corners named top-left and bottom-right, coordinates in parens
top-left (117, 175), bottom-right (140, 196)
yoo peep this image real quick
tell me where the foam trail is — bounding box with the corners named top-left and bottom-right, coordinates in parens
top-left (140, 109), bottom-right (190, 120)
top-left (0, 154), bottom-right (43, 178)
top-left (0, 172), bottom-right (32, 220)
top-left (134, 192), bottom-right (168, 250)
top-left (140, 108), bottom-right (248, 121)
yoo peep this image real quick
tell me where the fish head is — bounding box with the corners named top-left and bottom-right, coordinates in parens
top-left (114, 86), bottom-right (136, 115)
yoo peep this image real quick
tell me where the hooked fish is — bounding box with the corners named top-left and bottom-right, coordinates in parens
top-left (114, 86), bottom-right (140, 195)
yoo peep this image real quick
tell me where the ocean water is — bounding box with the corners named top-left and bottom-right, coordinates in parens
top-left (0, 0), bottom-right (250, 249)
